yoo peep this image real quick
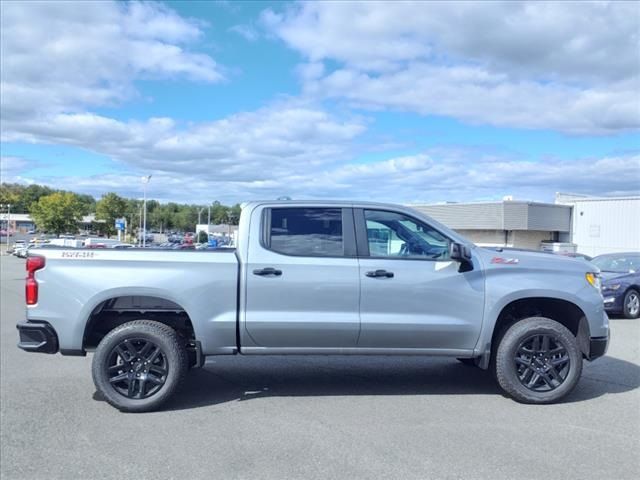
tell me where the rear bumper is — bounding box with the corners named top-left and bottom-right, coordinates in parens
top-left (588, 334), bottom-right (609, 361)
top-left (17, 321), bottom-right (59, 354)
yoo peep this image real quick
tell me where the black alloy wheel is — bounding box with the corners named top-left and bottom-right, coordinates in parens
top-left (514, 334), bottom-right (570, 392)
top-left (107, 338), bottom-right (168, 399)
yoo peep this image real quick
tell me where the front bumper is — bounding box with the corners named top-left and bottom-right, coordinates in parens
top-left (603, 293), bottom-right (623, 313)
top-left (588, 334), bottom-right (609, 361)
top-left (17, 321), bottom-right (59, 354)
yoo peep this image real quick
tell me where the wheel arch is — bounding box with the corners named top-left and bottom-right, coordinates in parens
top-left (478, 294), bottom-right (591, 369)
top-left (80, 288), bottom-right (199, 351)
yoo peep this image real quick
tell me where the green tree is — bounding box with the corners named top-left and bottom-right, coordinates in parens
top-left (76, 193), bottom-right (96, 215)
top-left (174, 206), bottom-right (198, 231)
top-left (197, 231), bottom-right (208, 243)
top-left (0, 184), bottom-right (20, 207)
top-left (95, 192), bottom-right (127, 237)
top-left (20, 184), bottom-right (55, 212)
top-left (210, 201), bottom-right (229, 224)
top-left (30, 192), bottom-right (84, 236)
top-left (228, 203), bottom-right (241, 225)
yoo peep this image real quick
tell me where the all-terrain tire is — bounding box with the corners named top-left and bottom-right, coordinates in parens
top-left (92, 320), bottom-right (188, 412)
top-left (494, 316), bottom-right (582, 404)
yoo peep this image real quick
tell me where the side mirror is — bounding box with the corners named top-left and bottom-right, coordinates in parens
top-left (449, 242), bottom-right (473, 271)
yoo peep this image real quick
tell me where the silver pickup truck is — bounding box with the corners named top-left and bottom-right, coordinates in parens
top-left (17, 201), bottom-right (609, 412)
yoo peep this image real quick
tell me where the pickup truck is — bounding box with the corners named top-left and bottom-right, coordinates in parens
top-left (17, 201), bottom-right (609, 412)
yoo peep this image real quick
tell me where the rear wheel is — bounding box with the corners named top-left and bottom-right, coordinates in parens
top-left (92, 320), bottom-right (188, 412)
top-left (623, 289), bottom-right (640, 319)
top-left (494, 317), bottom-right (582, 404)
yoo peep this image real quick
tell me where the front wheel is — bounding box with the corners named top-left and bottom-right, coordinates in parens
top-left (494, 317), bottom-right (582, 404)
top-left (92, 320), bottom-right (188, 412)
top-left (623, 289), bottom-right (640, 319)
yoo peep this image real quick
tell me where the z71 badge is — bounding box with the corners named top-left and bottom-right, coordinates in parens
top-left (491, 257), bottom-right (519, 264)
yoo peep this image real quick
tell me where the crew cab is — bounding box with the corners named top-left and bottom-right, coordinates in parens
top-left (17, 201), bottom-right (609, 411)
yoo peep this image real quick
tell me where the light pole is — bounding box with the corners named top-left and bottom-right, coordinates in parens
top-left (141, 175), bottom-right (152, 247)
top-left (138, 203), bottom-right (143, 247)
top-left (1, 204), bottom-right (11, 252)
top-left (197, 207), bottom-right (205, 242)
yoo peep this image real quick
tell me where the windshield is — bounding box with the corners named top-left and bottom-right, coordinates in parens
top-left (591, 254), bottom-right (640, 273)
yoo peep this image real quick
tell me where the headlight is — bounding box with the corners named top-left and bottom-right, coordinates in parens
top-left (602, 283), bottom-right (621, 291)
top-left (585, 272), bottom-right (601, 290)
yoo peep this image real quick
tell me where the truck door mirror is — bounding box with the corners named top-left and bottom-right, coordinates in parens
top-left (449, 242), bottom-right (473, 271)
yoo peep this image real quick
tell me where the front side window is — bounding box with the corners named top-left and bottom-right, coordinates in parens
top-left (364, 210), bottom-right (451, 260)
top-left (266, 208), bottom-right (344, 257)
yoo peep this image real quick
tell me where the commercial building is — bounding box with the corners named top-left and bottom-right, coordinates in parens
top-left (0, 213), bottom-right (36, 233)
top-left (555, 193), bottom-right (640, 256)
top-left (0, 214), bottom-right (103, 234)
top-left (411, 193), bottom-right (640, 256)
top-left (411, 201), bottom-right (571, 250)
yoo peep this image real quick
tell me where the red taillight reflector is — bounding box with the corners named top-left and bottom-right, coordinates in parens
top-left (26, 256), bottom-right (46, 273)
top-left (25, 256), bottom-right (45, 305)
top-left (26, 278), bottom-right (38, 305)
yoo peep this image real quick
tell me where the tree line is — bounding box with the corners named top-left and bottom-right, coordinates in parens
top-left (0, 183), bottom-right (241, 236)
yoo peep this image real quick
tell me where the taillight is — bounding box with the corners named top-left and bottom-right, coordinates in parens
top-left (26, 256), bottom-right (45, 305)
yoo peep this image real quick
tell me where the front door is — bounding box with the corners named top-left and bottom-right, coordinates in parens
top-left (243, 206), bottom-right (360, 348)
top-left (356, 208), bottom-right (485, 350)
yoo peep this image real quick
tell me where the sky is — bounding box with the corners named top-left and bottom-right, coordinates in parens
top-left (1, 0), bottom-right (639, 204)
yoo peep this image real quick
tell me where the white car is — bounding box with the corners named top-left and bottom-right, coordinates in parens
top-left (14, 244), bottom-right (32, 258)
top-left (9, 241), bottom-right (26, 255)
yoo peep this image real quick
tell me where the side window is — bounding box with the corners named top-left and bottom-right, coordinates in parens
top-left (364, 210), bottom-right (451, 260)
top-left (266, 208), bottom-right (344, 257)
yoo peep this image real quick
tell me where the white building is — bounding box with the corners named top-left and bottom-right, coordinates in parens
top-left (555, 193), bottom-right (640, 256)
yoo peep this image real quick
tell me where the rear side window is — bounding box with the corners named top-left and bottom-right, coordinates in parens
top-left (265, 208), bottom-right (344, 257)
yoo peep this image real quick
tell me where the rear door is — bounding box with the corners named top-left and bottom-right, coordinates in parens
top-left (243, 206), bottom-right (360, 348)
top-left (355, 208), bottom-right (485, 350)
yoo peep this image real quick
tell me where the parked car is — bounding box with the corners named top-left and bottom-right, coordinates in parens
top-left (591, 252), bottom-right (640, 319)
top-left (17, 201), bottom-right (609, 412)
top-left (15, 244), bottom-right (35, 258)
top-left (173, 243), bottom-right (195, 250)
top-left (8, 240), bottom-right (26, 255)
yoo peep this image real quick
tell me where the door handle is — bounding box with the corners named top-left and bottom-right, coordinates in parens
top-left (365, 269), bottom-right (394, 278)
top-left (253, 267), bottom-right (282, 276)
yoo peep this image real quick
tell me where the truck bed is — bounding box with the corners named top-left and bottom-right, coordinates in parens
top-left (26, 248), bottom-right (240, 355)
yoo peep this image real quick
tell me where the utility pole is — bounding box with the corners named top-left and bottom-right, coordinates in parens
top-left (142, 175), bottom-right (152, 247)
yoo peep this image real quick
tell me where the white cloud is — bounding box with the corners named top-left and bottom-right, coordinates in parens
top-left (263, 1), bottom-right (640, 134)
top-left (1, 156), bottom-right (38, 181)
top-left (6, 152), bottom-right (639, 205)
top-left (0, 0), bottom-right (223, 121)
top-left (305, 65), bottom-right (639, 134)
top-left (0, 1), bottom-right (366, 189)
top-left (1, 102), bottom-right (367, 182)
top-left (229, 24), bottom-right (260, 42)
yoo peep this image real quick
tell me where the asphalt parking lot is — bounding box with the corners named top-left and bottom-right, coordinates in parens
top-left (1, 253), bottom-right (639, 480)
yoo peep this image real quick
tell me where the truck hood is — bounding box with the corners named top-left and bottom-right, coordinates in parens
top-left (476, 247), bottom-right (593, 273)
